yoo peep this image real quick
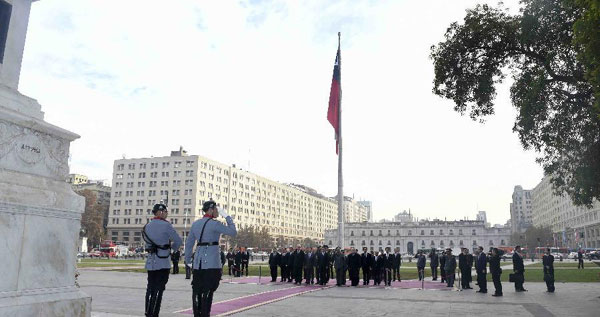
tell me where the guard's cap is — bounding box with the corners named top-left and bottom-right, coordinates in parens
top-left (202, 200), bottom-right (217, 212)
top-left (152, 203), bottom-right (167, 214)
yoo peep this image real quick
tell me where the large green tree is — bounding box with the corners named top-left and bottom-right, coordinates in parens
top-left (78, 189), bottom-right (107, 248)
top-left (431, 0), bottom-right (599, 206)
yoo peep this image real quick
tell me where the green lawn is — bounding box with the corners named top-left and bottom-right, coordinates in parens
top-left (483, 269), bottom-right (600, 282)
top-left (528, 262), bottom-right (596, 268)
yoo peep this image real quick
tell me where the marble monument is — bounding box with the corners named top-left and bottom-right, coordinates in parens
top-left (0, 0), bottom-right (91, 315)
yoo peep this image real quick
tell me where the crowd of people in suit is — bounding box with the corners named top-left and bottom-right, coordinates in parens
top-left (251, 244), bottom-right (556, 295)
top-left (224, 247), bottom-right (251, 277)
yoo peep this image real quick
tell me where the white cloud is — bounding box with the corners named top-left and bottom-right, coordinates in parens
top-left (19, 0), bottom-right (540, 226)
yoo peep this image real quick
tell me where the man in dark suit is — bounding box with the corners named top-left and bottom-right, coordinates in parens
top-left (293, 244), bottom-right (305, 284)
top-left (439, 250), bottom-right (447, 283)
top-left (512, 246), bottom-right (527, 292)
top-left (383, 247), bottom-right (393, 286)
top-left (234, 247), bottom-right (242, 277)
top-left (361, 247), bottom-right (373, 285)
top-left (304, 247), bottom-right (317, 284)
top-left (489, 248), bottom-right (503, 296)
top-left (241, 247), bottom-right (250, 277)
top-left (373, 251), bottom-right (384, 285)
top-left (475, 246), bottom-right (487, 293)
top-left (393, 248), bottom-right (402, 282)
top-left (317, 245), bottom-right (330, 285)
top-left (226, 249), bottom-right (235, 276)
top-left (279, 248), bottom-right (289, 282)
top-left (415, 250), bottom-right (426, 281)
top-left (458, 248), bottom-right (473, 289)
top-left (268, 248), bottom-right (281, 282)
top-left (429, 249), bottom-right (438, 281)
top-left (542, 248), bottom-right (555, 292)
top-left (347, 248), bottom-right (361, 286)
top-left (287, 247), bottom-right (295, 282)
top-left (578, 249), bottom-right (584, 269)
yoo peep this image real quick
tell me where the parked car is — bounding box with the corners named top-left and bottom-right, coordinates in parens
top-left (568, 252), bottom-right (579, 259)
top-left (587, 250), bottom-right (600, 260)
top-left (551, 253), bottom-right (563, 260)
top-left (501, 252), bottom-right (513, 260)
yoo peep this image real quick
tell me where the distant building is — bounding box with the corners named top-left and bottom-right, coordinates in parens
top-left (325, 214), bottom-right (510, 254)
top-left (393, 210), bottom-right (413, 223)
top-left (67, 173), bottom-right (88, 185)
top-left (358, 201), bottom-right (373, 222)
top-left (510, 186), bottom-right (533, 234)
top-left (106, 148), bottom-right (369, 246)
top-left (476, 211), bottom-right (489, 227)
top-left (68, 174), bottom-right (112, 206)
top-left (532, 175), bottom-right (600, 248)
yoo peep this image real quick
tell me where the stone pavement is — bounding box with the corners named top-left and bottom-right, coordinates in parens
top-left (81, 270), bottom-right (599, 317)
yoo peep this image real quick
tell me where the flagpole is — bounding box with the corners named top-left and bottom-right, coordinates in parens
top-left (337, 32), bottom-right (344, 249)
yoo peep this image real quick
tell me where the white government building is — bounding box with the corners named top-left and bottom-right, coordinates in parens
top-left (325, 212), bottom-right (510, 254)
top-left (107, 147), bottom-right (369, 247)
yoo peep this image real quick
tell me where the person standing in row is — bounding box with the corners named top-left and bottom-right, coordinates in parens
top-left (143, 203), bottom-right (182, 317)
top-left (444, 249), bottom-right (456, 288)
top-left (226, 249), bottom-right (234, 276)
top-left (287, 247), bottom-right (295, 282)
top-left (415, 250), bottom-right (426, 281)
top-left (361, 247), bottom-right (373, 285)
top-left (234, 247), bottom-right (242, 277)
top-left (383, 248), bottom-right (393, 286)
top-left (475, 246), bottom-right (487, 293)
top-left (282, 247), bottom-right (291, 282)
top-left (458, 248), bottom-right (473, 289)
top-left (542, 248), bottom-right (555, 293)
top-left (429, 248), bottom-right (439, 281)
top-left (373, 251), bottom-right (384, 285)
top-left (304, 247), bottom-right (317, 284)
top-left (185, 200), bottom-right (236, 317)
top-left (439, 250), bottom-right (447, 283)
top-left (269, 248), bottom-right (281, 282)
top-left (317, 245), bottom-right (330, 285)
top-left (293, 244), bottom-right (305, 284)
top-left (171, 249), bottom-right (181, 274)
top-left (393, 248), bottom-right (402, 282)
top-left (577, 249), bottom-right (584, 269)
top-left (489, 248), bottom-right (503, 296)
top-left (241, 247), bottom-right (250, 277)
top-left (333, 247), bottom-right (346, 286)
top-left (348, 248), bottom-right (361, 286)
top-left (513, 246), bottom-right (527, 292)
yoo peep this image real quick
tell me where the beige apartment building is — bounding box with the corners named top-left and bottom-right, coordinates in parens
top-left (532, 175), bottom-right (600, 248)
top-left (107, 148), bottom-right (367, 247)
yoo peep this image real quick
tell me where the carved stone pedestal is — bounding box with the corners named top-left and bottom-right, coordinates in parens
top-left (0, 87), bottom-right (91, 315)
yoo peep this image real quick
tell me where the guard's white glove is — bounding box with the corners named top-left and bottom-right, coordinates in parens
top-left (218, 207), bottom-right (229, 218)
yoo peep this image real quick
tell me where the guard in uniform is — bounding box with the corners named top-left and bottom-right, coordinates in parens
top-left (444, 249), bottom-right (457, 287)
top-left (415, 250), bottom-right (426, 281)
top-left (234, 247), bottom-right (242, 277)
top-left (439, 251), bottom-right (447, 283)
top-left (143, 203), bottom-right (182, 317)
top-left (185, 200), bottom-right (237, 317)
top-left (241, 247), bottom-right (250, 277)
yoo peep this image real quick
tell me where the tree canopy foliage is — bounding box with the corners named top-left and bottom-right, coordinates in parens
top-left (228, 225), bottom-right (273, 250)
top-left (78, 189), bottom-right (108, 248)
top-left (431, 0), bottom-right (599, 206)
top-left (510, 226), bottom-right (554, 249)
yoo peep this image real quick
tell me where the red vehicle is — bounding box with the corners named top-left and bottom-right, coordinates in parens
top-left (99, 240), bottom-right (117, 257)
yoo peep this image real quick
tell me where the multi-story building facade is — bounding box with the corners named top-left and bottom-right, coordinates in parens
top-left (70, 178), bottom-right (112, 206)
top-left (107, 148), bottom-right (367, 247)
top-left (343, 196), bottom-right (367, 223)
top-left (358, 201), bottom-right (373, 222)
top-left (510, 185), bottom-right (533, 234)
top-left (325, 216), bottom-right (510, 254)
top-left (532, 176), bottom-right (600, 248)
top-left (67, 173), bottom-right (89, 185)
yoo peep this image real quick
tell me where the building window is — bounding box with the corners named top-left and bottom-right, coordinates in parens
top-left (489, 240), bottom-right (494, 246)
top-left (408, 230), bottom-right (412, 236)
top-left (449, 229), bottom-right (454, 235)
top-left (430, 230), bottom-right (434, 235)
top-left (362, 231), bottom-right (365, 236)
top-left (350, 231), bottom-right (354, 236)
top-left (459, 240), bottom-right (464, 246)
top-left (440, 240), bottom-right (444, 246)
top-left (473, 240), bottom-right (477, 245)
top-left (362, 240), bottom-right (366, 246)
top-left (472, 229), bottom-right (476, 235)
top-left (500, 239), bottom-right (505, 245)
top-left (370, 240), bottom-right (374, 245)
top-left (440, 229), bottom-right (444, 235)
top-left (459, 229), bottom-right (463, 235)
top-left (396, 240), bottom-right (400, 245)
top-left (449, 240), bottom-right (454, 246)
top-left (350, 240), bottom-right (355, 246)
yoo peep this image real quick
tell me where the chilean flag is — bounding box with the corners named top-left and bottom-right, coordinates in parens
top-left (327, 46), bottom-right (341, 154)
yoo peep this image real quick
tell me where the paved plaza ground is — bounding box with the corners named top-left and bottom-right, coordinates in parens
top-left (81, 268), bottom-right (599, 317)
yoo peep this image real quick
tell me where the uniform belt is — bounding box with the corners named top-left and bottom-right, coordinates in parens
top-left (197, 242), bottom-right (219, 246)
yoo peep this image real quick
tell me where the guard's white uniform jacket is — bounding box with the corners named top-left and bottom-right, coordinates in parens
top-left (144, 218), bottom-right (182, 271)
top-left (185, 216), bottom-right (236, 269)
